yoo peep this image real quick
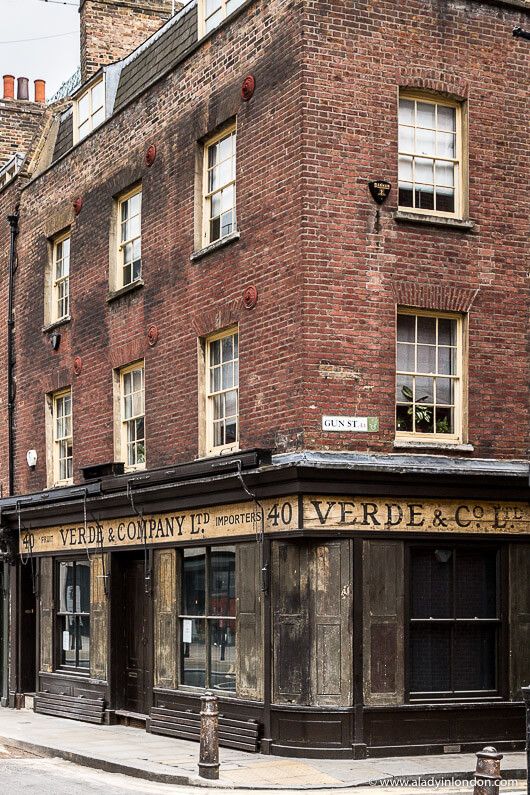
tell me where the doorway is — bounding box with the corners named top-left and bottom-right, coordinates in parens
top-left (113, 551), bottom-right (152, 715)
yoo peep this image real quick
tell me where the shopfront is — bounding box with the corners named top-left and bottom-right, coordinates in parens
top-left (6, 456), bottom-right (530, 758)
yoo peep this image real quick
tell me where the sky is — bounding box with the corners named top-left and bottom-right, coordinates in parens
top-left (0, 0), bottom-right (80, 100)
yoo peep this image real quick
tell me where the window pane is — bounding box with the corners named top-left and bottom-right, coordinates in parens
top-left (416, 315), bottom-right (436, 344)
top-left (210, 617), bottom-right (236, 692)
top-left (437, 131), bottom-right (455, 158)
top-left (410, 625), bottom-right (451, 693)
top-left (416, 130), bottom-right (435, 157)
top-left (182, 548), bottom-right (206, 615)
top-left (455, 550), bottom-right (497, 618)
top-left (78, 93), bottom-right (89, 124)
top-left (411, 548), bottom-right (453, 618)
top-left (182, 618), bottom-right (206, 687)
top-left (435, 187), bottom-right (455, 214)
top-left (438, 346), bottom-right (456, 375)
top-left (78, 616), bottom-right (90, 669)
top-left (435, 405), bottom-right (454, 434)
top-left (417, 344), bottom-right (436, 373)
top-left (398, 125), bottom-right (413, 152)
top-left (396, 404), bottom-right (413, 433)
top-left (210, 546), bottom-right (236, 614)
top-left (436, 377), bottom-right (453, 405)
top-left (77, 561), bottom-right (90, 613)
top-left (398, 183), bottom-right (413, 207)
top-left (398, 155), bottom-right (413, 182)
top-left (415, 185), bottom-right (434, 210)
top-left (437, 104), bottom-right (456, 132)
top-left (59, 561), bottom-right (75, 613)
top-left (415, 376), bottom-right (434, 404)
top-left (91, 80), bottom-right (104, 110)
top-left (397, 342), bottom-right (415, 372)
top-left (453, 625), bottom-right (496, 691)
top-left (61, 614), bottom-right (77, 667)
top-left (399, 98), bottom-right (414, 125)
top-left (417, 102), bottom-right (435, 128)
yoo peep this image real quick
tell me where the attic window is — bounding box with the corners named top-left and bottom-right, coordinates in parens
top-left (200, 0), bottom-right (246, 36)
top-left (0, 153), bottom-right (24, 188)
top-left (76, 77), bottom-right (105, 142)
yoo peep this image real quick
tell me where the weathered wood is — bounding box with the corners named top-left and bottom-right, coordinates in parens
top-left (236, 543), bottom-right (263, 700)
top-left (363, 541), bottom-right (404, 706)
top-left (149, 706), bottom-right (260, 751)
top-left (154, 548), bottom-right (177, 689)
top-left (39, 557), bottom-right (53, 673)
top-left (509, 543), bottom-right (530, 699)
top-left (34, 692), bottom-right (105, 724)
top-left (90, 553), bottom-right (108, 681)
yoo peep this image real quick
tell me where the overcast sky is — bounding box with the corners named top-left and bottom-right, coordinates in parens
top-left (0, 0), bottom-right (80, 100)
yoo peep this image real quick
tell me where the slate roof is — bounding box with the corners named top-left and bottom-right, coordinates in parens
top-left (113, 2), bottom-right (198, 112)
top-left (52, 111), bottom-right (73, 163)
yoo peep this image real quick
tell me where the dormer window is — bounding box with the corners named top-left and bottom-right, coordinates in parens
top-left (200, 0), bottom-right (246, 36)
top-left (76, 77), bottom-right (104, 141)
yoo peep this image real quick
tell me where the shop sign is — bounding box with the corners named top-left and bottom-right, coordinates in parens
top-left (303, 496), bottom-right (530, 535)
top-left (322, 416), bottom-right (379, 432)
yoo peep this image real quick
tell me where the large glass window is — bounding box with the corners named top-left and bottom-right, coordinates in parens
top-left (206, 329), bottom-right (239, 454)
top-left (180, 546), bottom-right (236, 692)
top-left (396, 311), bottom-right (462, 440)
top-left (409, 546), bottom-right (499, 697)
top-left (398, 95), bottom-right (461, 216)
top-left (57, 560), bottom-right (90, 670)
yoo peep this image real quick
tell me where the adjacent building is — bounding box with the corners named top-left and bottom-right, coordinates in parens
top-left (0, 0), bottom-right (528, 759)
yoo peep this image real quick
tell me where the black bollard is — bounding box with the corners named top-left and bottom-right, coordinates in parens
top-left (198, 690), bottom-right (220, 780)
top-left (522, 687), bottom-right (530, 795)
top-left (472, 746), bottom-right (503, 795)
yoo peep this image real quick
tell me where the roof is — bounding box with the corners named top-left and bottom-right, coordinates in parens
top-left (113, 2), bottom-right (198, 112)
top-left (52, 110), bottom-right (73, 162)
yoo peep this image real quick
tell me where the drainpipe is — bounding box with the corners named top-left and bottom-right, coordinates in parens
top-left (7, 211), bottom-right (18, 498)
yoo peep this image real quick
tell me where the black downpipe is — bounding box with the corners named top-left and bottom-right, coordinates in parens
top-left (7, 211), bottom-right (19, 497)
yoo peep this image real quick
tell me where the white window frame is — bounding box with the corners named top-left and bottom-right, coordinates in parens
top-left (74, 76), bottom-right (105, 143)
top-left (51, 232), bottom-right (70, 323)
top-left (205, 328), bottom-right (239, 456)
top-left (199, 0), bottom-right (246, 37)
top-left (398, 93), bottom-right (463, 219)
top-left (202, 125), bottom-right (236, 247)
top-left (118, 362), bottom-right (145, 471)
top-left (395, 309), bottom-right (464, 443)
top-left (52, 389), bottom-right (73, 486)
top-left (117, 186), bottom-right (142, 289)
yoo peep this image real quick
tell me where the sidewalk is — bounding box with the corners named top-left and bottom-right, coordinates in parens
top-left (0, 708), bottom-right (525, 789)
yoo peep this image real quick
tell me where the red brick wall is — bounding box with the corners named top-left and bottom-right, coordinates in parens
top-left (0, 101), bottom-right (44, 168)
top-left (8, 0), bottom-right (530, 497)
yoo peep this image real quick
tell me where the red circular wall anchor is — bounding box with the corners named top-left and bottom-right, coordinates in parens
top-left (241, 75), bottom-right (256, 102)
top-left (73, 197), bottom-right (83, 215)
top-left (73, 356), bottom-right (83, 376)
top-left (145, 144), bottom-right (157, 166)
top-left (243, 285), bottom-right (258, 309)
top-left (147, 324), bottom-right (159, 347)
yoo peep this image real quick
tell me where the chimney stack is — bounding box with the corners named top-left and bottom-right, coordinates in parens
top-left (17, 77), bottom-right (29, 101)
top-left (34, 79), bottom-right (46, 104)
top-left (3, 75), bottom-right (15, 100)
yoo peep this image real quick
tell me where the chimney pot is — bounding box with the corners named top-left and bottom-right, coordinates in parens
top-left (34, 79), bottom-right (46, 104)
top-left (17, 77), bottom-right (29, 101)
top-left (3, 74), bottom-right (15, 100)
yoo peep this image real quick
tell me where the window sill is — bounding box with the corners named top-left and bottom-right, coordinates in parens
top-left (393, 211), bottom-right (475, 231)
top-left (42, 315), bottom-right (71, 333)
top-left (106, 279), bottom-right (144, 303)
top-left (394, 440), bottom-right (474, 453)
top-left (190, 231), bottom-right (240, 262)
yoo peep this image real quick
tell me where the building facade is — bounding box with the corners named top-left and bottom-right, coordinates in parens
top-left (0, 0), bottom-right (529, 759)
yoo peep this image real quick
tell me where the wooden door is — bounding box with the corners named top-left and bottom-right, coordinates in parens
top-left (121, 555), bottom-right (150, 714)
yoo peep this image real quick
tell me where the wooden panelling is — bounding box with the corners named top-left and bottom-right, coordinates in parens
top-left (149, 706), bottom-right (260, 751)
top-left (236, 543), bottom-right (263, 700)
top-left (509, 543), bottom-right (530, 699)
top-left (90, 553), bottom-right (108, 681)
top-left (39, 557), bottom-right (53, 673)
top-left (35, 692), bottom-right (105, 724)
top-left (154, 549), bottom-right (177, 690)
top-left (363, 541), bottom-right (404, 706)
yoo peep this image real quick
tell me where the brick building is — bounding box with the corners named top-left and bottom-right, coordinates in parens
top-left (0, 0), bottom-right (528, 759)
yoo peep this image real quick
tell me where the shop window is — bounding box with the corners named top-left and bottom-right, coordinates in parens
top-left (50, 388), bottom-right (73, 486)
top-left (408, 546), bottom-right (500, 697)
top-left (51, 232), bottom-right (70, 323)
top-left (199, 0), bottom-right (246, 37)
top-left (396, 310), bottom-right (463, 441)
top-left (179, 546), bottom-right (236, 692)
top-left (56, 560), bottom-right (90, 671)
top-left (204, 328), bottom-right (239, 455)
top-left (398, 94), bottom-right (463, 217)
top-left (115, 362), bottom-right (145, 470)
top-left (75, 77), bottom-right (105, 142)
top-left (201, 126), bottom-right (236, 247)
top-left (116, 186), bottom-right (142, 289)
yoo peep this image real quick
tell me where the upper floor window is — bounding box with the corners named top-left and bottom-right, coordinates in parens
top-left (205, 328), bottom-right (239, 455)
top-left (52, 389), bottom-right (73, 486)
top-left (119, 362), bottom-right (145, 470)
top-left (396, 310), bottom-right (463, 442)
top-left (398, 95), bottom-right (461, 217)
top-left (0, 152), bottom-right (24, 188)
top-left (203, 127), bottom-right (236, 246)
top-left (52, 233), bottom-right (70, 322)
top-left (200, 0), bottom-right (246, 36)
top-left (76, 77), bottom-right (104, 141)
top-left (118, 187), bottom-right (142, 288)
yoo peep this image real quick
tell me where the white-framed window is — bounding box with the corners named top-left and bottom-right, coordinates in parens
top-left (205, 329), bottom-right (239, 454)
top-left (203, 127), bottom-right (236, 246)
top-left (51, 233), bottom-right (70, 322)
top-left (76, 77), bottom-right (105, 142)
top-left (398, 94), bottom-right (462, 217)
top-left (119, 362), bottom-right (145, 470)
top-left (117, 187), bottom-right (142, 288)
top-left (200, 0), bottom-right (246, 36)
top-left (396, 310), bottom-right (463, 442)
top-left (52, 389), bottom-right (73, 485)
